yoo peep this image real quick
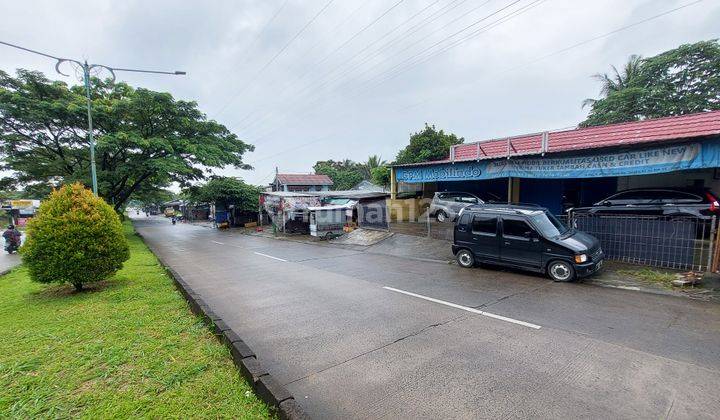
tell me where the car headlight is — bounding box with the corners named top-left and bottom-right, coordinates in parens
top-left (574, 254), bottom-right (588, 263)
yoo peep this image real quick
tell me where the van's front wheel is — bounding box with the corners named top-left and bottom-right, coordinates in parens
top-left (548, 260), bottom-right (575, 282)
top-left (456, 249), bottom-right (475, 268)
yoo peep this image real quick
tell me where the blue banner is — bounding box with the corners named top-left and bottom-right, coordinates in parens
top-left (395, 140), bottom-right (720, 183)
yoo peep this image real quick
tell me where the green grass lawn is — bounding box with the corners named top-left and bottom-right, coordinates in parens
top-left (0, 222), bottom-right (273, 419)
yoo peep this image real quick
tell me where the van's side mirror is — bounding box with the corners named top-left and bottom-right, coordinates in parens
top-left (526, 230), bottom-right (539, 240)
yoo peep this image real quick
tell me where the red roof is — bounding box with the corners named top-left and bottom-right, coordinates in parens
top-left (274, 173), bottom-right (334, 186)
top-left (409, 110), bottom-right (720, 166)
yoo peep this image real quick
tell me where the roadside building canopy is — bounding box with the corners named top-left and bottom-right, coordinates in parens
top-left (260, 190), bottom-right (390, 232)
top-left (315, 190), bottom-right (390, 199)
top-left (394, 110), bottom-right (720, 183)
top-left (352, 180), bottom-right (388, 192)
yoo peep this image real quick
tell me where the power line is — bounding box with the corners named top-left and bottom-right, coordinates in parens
top-left (346, 0), bottom-right (525, 91)
top-left (247, 133), bottom-right (337, 164)
top-left (506, 0), bottom-right (705, 72)
top-left (212, 0), bottom-right (336, 119)
top-left (401, 0), bottom-right (706, 112)
top-left (240, 0), bottom-right (521, 139)
top-left (240, 0), bottom-right (537, 141)
top-left (360, 0), bottom-right (544, 91)
top-left (240, 0), bottom-right (548, 150)
top-left (233, 0), bottom-right (471, 135)
top-left (301, 0), bottom-right (407, 76)
top-left (231, 0), bottom-right (411, 132)
top-left (244, 0), bottom-right (705, 163)
top-left (235, 0), bottom-right (467, 135)
top-left (237, 0), bottom-right (291, 60)
top-left (299, 1), bottom-right (369, 58)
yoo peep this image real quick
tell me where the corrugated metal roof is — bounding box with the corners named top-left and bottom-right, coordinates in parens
top-left (261, 191), bottom-right (318, 197)
top-left (274, 173), bottom-right (334, 185)
top-left (316, 190), bottom-right (390, 199)
top-left (395, 110), bottom-right (720, 167)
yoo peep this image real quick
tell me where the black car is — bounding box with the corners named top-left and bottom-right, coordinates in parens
top-left (571, 188), bottom-right (720, 218)
top-left (452, 204), bottom-right (604, 282)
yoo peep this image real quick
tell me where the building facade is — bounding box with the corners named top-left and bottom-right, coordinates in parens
top-left (391, 111), bottom-right (720, 215)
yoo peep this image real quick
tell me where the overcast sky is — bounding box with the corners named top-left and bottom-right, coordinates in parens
top-left (2, 0), bottom-right (719, 187)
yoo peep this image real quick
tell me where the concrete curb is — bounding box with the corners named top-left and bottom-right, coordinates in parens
top-left (134, 230), bottom-right (310, 419)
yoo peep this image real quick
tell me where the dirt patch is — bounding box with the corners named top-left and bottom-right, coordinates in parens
top-left (27, 278), bottom-right (127, 299)
top-left (586, 261), bottom-right (720, 302)
top-left (331, 229), bottom-right (393, 246)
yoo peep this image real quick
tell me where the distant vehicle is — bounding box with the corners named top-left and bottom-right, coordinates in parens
top-left (571, 188), bottom-right (720, 218)
top-left (429, 191), bottom-right (501, 222)
top-left (452, 203), bottom-right (603, 282)
top-left (164, 207), bottom-right (175, 217)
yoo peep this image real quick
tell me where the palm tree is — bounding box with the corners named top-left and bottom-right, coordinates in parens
top-left (583, 54), bottom-right (643, 109)
top-left (363, 155), bottom-right (386, 179)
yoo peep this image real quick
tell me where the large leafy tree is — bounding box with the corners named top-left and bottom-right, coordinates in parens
top-left (130, 187), bottom-right (176, 208)
top-left (0, 69), bottom-right (253, 211)
top-left (582, 40), bottom-right (720, 126)
top-left (184, 176), bottom-right (260, 212)
top-left (313, 159), bottom-right (366, 190)
top-left (395, 124), bottom-right (464, 164)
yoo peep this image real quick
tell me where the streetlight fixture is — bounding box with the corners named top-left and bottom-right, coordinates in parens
top-left (0, 40), bottom-right (186, 195)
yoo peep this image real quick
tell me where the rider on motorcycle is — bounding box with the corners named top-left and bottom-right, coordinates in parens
top-left (3, 224), bottom-right (21, 253)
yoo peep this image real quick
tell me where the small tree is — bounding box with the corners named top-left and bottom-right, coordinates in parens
top-left (313, 159), bottom-right (366, 190)
top-left (22, 183), bottom-right (130, 291)
top-left (371, 166), bottom-right (391, 188)
top-left (395, 124), bottom-right (464, 164)
top-left (184, 176), bottom-right (260, 211)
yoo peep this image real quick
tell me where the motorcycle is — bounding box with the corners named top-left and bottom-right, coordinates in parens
top-left (5, 240), bottom-right (19, 254)
top-left (171, 217), bottom-right (177, 225)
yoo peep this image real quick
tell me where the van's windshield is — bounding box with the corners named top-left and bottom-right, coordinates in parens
top-left (529, 211), bottom-right (569, 238)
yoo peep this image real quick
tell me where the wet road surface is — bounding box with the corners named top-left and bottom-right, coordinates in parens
top-left (133, 215), bottom-right (720, 419)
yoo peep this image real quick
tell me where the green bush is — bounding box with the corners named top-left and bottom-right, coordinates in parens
top-left (21, 183), bottom-right (130, 291)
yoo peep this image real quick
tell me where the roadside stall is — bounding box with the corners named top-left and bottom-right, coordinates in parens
top-left (316, 191), bottom-right (391, 231)
top-left (308, 205), bottom-right (347, 238)
top-left (261, 192), bottom-right (321, 234)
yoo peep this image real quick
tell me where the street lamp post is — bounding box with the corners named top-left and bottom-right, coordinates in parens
top-left (0, 40), bottom-right (186, 195)
top-left (81, 62), bottom-right (99, 195)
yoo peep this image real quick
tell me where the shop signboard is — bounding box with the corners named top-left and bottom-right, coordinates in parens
top-left (395, 140), bottom-right (720, 183)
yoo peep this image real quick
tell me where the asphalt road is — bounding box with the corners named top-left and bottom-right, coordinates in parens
top-left (132, 215), bottom-right (720, 419)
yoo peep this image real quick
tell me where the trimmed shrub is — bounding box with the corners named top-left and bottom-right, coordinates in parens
top-left (22, 183), bottom-right (130, 291)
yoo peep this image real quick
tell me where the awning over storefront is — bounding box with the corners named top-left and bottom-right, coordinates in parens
top-left (395, 139), bottom-right (720, 183)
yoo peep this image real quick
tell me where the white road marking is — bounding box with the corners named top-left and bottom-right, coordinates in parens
top-left (254, 252), bottom-right (287, 262)
top-left (211, 240), bottom-right (224, 245)
top-left (383, 286), bottom-right (542, 330)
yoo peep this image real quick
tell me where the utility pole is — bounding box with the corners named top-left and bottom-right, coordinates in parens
top-left (0, 40), bottom-right (186, 195)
